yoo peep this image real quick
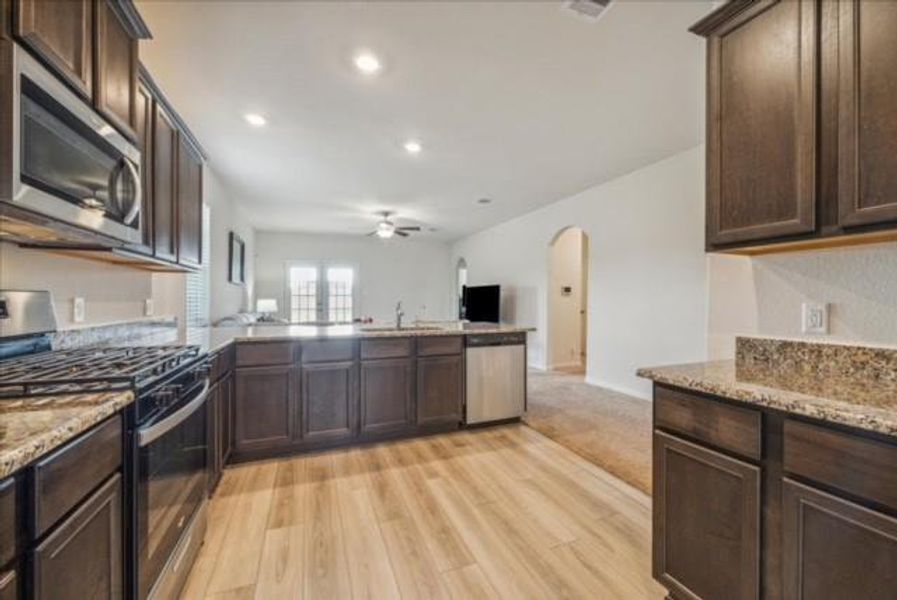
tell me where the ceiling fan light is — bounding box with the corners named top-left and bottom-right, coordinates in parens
top-left (376, 221), bottom-right (395, 238)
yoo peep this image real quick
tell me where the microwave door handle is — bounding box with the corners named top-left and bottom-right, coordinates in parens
top-left (110, 158), bottom-right (141, 226)
top-left (138, 381), bottom-right (209, 447)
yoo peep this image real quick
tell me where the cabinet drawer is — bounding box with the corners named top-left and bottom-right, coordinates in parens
top-left (301, 339), bottom-right (354, 363)
top-left (361, 338), bottom-right (413, 360)
top-left (31, 415), bottom-right (122, 538)
top-left (784, 419), bottom-right (897, 511)
top-left (654, 386), bottom-right (761, 460)
top-left (235, 342), bottom-right (295, 367)
top-left (417, 336), bottom-right (462, 357)
top-left (0, 477), bottom-right (18, 568)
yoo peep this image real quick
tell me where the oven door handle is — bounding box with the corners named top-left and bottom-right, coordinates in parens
top-left (138, 380), bottom-right (209, 447)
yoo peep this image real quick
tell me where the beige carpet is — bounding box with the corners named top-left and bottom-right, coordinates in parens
top-left (524, 370), bottom-right (652, 494)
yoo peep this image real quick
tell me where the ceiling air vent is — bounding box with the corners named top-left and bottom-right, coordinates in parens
top-left (563, 0), bottom-right (613, 23)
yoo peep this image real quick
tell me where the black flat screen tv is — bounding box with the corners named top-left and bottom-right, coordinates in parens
top-left (463, 285), bottom-right (500, 323)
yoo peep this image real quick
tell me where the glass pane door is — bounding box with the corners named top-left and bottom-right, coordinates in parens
top-left (326, 267), bottom-right (354, 324)
top-left (289, 266), bottom-right (319, 323)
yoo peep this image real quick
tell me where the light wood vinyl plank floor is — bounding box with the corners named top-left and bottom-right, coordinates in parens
top-left (181, 423), bottom-right (665, 600)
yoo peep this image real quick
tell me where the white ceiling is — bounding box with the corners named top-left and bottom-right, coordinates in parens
top-left (137, 1), bottom-right (710, 240)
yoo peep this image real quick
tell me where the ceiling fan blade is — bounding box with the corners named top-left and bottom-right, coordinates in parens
top-left (366, 231), bottom-right (377, 237)
top-left (396, 226), bottom-right (421, 232)
top-left (395, 230), bottom-right (410, 237)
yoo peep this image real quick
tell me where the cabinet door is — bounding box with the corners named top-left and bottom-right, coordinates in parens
top-left (783, 479), bottom-right (897, 599)
top-left (176, 137), bottom-right (202, 267)
top-left (417, 355), bottom-right (463, 427)
top-left (152, 104), bottom-right (177, 262)
top-left (301, 361), bottom-right (357, 444)
top-left (94, 0), bottom-right (136, 140)
top-left (234, 366), bottom-right (297, 453)
top-left (360, 358), bottom-right (414, 435)
top-left (1, 0), bottom-right (11, 40)
top-left (838, 0), bottom-right (897, 227)
top-left (129, 79), bottom-right (153, 255)
top-left (14, 0), bottom-right (92, 98)
top-left (703, 0), bottom-right (817, 246)
top-left (0, 566), bottom-right (17, 600)
top-left (32, 474), bottom-right (122, 600)
top-left (653, 431), bottom-right (760, 600)
top-left (206, 381), bottom-right (221, 495)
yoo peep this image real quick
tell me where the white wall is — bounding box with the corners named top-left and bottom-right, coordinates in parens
top-left (548, 227), bottom-right (586, 369)
top-left (452, 146), bottom-right (709, 398)
top-left (0, 242), bottom-right (156, 328)
top-left (708, 242), bottom-right (897, 357)
top-left (205, 166), bottom-right (255, 321)
top-left (254, 232), bottom-right (453, 323)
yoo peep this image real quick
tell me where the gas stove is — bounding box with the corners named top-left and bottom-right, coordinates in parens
top-left (0, 344), bottom-right (202, 398)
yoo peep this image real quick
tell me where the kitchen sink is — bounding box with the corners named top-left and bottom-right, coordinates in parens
top-left (360, 326), bottom-right (444, 332)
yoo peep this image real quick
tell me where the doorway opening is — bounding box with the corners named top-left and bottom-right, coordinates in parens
top-left (547, 226), bottom-right (589, 375)
top-left (455, 258), bottom-right (468, 319)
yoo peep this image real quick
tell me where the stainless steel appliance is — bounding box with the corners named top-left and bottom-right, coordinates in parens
top-left (1, 43), bottom-right (142, 245)
top-left (465, 333), bottom-right (527, 424)
top-left (0, 291), bottom-right (209, 599)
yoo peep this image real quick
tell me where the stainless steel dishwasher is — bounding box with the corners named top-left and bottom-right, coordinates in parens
top-left (465, 332), bottom-right (527, 424)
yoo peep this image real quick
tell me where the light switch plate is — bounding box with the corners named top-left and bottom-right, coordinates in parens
top-left (144, 299), bottom-right (154, 317)
top-left (801, 302), bottom-right (829, 335)
top-left (73, 297), bottom-right (86, 323)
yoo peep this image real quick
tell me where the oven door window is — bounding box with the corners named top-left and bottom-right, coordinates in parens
top-left (20, 79), bottom-right (140, 226)
top-left (137, 393), bottom-right (207, 599)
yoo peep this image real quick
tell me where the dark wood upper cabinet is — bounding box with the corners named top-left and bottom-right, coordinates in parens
top-left (783, 478), bottom-right (897, 600)
top-left (94, 0), bottom-right (137, 140)
top-left (653, 430), bottom-right (760, 600)
top-left (176, 136), bottom-right (203, 267)
top-left (129, 79), bottom-right (153, 255)
top-left (360, 358), bottom-right (414, 435)
top-left (1, 0), bottom-right (11, 40)
top-left (14, 0), bottom-right (93, 98)
top-left (695, 0), bottom-right (818, 247)
top-left (152, 104), bottom-right (177, 263)
top-left (301, 361), bottom-right (357, 444)
top-left (233, 366), bottom-right (298, 454)
top-left (31, 473), bottom-right (122, 600)
top-left (837, 0), bottom-right (897, 228)
top-left (417, 355), bottom-right (463, 427)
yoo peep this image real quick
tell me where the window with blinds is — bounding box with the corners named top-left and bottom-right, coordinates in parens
top-left (185, 205), bottom-right (211, 326)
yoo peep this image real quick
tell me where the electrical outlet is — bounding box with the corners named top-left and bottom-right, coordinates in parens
top-left (73, 297), bottom-right (86, 323)
top-left (802, 302), bottom-right (829, 335)
top-left (144, 299), bottom-right (154, 317)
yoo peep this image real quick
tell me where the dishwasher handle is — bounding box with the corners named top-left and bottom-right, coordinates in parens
top-left (466, 332), bottom-right (527, 347)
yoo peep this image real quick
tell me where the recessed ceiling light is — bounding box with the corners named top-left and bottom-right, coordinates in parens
top-left (477, 197), bottom-right (492, 205)
top-left (244, 113), bottom-right (267, 127)
top-left (403, 140), bottom-right (422, 154)
top-left (354, 52), bottom-right (382, 75)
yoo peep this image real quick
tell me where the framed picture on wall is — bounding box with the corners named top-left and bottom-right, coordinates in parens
top-left (228, 232), bottom-right (245, 285)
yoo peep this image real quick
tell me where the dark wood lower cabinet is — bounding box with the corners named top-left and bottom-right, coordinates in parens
top-left (233, 365), bottom-right (298, 454)
top-left (31, 474), bottom-right (122, 600)
top-left (219, 372), bottom-right (233, 465)
top-left (653, 430), bottom-right (761, 600)
top-left (417, 355), bottom-right (463, 427)
top-left (206, 379), bottom-right (222, 495)
top-left (360, 358), bottom-right (414, 435)
top-left (783, 479), bottom-right (897, 600)
top-left (301, 361), bottom-right (357, 444)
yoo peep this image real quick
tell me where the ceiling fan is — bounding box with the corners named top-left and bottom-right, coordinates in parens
top-left (366, 211), bottom-right (421, 239)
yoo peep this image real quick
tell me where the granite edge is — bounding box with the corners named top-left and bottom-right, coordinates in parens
top-left (636, 364), bottom-right (897, 438)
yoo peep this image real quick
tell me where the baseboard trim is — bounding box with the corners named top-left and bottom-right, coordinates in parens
top-left (583, 376), bottom-right (652, 402)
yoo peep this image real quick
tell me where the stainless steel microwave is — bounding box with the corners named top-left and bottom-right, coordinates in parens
top-left (1, 42), bottom-right (142, 245)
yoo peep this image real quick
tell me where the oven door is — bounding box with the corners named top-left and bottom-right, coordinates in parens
top-left (136, 380), bottom-right (208, 600)
top-left (6, 44), bottom-right (142, 244)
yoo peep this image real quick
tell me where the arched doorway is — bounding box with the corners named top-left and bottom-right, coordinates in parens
top-left (547, 227), bottom-right (589, 374)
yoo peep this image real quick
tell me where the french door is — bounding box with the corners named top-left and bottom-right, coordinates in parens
top-left (287, 264), bottom-right (355, 324)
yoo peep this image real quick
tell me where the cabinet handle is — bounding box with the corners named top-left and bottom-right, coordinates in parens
top-left (0, 569), bottom-right (15, 590)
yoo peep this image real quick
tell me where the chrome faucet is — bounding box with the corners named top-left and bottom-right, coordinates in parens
top-left (395, 301), bottom-right (405, 329)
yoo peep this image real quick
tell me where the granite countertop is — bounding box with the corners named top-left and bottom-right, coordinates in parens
top-left (0, 390), bottom-right (134, 479)
top-left (638, 337), bottom-right (897, 438)
top-left (121, 322), bottom-right (535, 355)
